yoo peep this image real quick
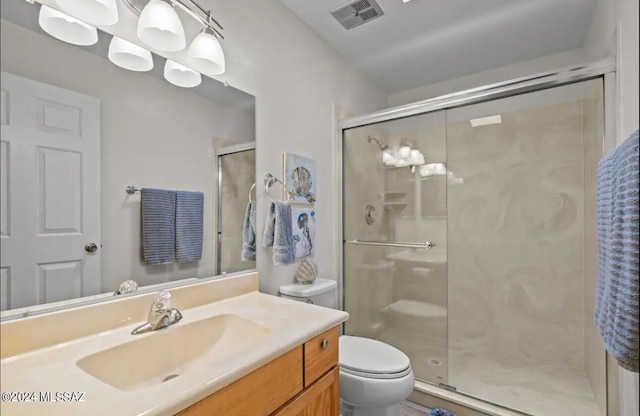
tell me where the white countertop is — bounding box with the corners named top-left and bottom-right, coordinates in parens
top-left (0, 291), bottom-right (348, 416)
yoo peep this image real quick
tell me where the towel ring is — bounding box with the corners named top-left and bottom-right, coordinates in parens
top-left (264, 173), bottom-right (285, 203)
top-left (248, 183), bottom-right (256, 203)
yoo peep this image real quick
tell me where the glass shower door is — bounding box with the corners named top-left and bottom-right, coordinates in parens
top-left (342, 110), bottom-right (449, 386)
top-left (445, 79), bottom-right (604, 416)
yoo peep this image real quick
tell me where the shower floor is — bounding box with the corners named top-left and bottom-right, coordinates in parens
top-left (446, 350), bottom-right (601, 416)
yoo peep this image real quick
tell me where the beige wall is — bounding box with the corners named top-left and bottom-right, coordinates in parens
top-left (0, 20), bottom-right (254, 293)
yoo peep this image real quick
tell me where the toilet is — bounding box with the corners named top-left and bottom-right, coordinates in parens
top-left (280, 278), bottom-right (415, 416)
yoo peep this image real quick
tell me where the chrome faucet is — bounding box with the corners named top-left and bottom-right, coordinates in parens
top-left (131, 290), bottom-right (183, 335)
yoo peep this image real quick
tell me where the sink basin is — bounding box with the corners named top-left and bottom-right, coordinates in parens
top-left (76, 314), bottom-right (271, 391)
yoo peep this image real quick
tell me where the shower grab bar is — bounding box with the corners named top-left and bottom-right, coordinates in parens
top-left (345, 239), bottom-right (435, 249)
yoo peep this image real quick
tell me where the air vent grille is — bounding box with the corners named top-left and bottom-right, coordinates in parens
top-left (330, 0), bottom-right (384, 30)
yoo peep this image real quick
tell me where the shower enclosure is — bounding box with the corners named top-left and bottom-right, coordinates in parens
top-left (216, 144), bottom-right (256, 274)
top-left (339, 60), bottom-right (616, 416)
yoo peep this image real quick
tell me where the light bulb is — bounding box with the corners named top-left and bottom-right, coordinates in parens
top-left (137, 0), bottom-right (185, 52)
top-left (39, 5), bottom-right (98, 46)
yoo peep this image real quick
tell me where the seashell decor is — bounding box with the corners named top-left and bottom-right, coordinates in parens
top-left (295, 258), bottom-right (319, 284)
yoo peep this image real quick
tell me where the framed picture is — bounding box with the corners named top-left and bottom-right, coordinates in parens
top-left (291, 207), bottom-right (316, 259)
top-left (283, 152), bottom-right (316, 204)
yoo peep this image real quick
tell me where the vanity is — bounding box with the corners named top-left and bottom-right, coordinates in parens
top-left (0, 272), bottom-right (348, 415)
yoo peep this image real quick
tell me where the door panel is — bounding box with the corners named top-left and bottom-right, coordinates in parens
top-left (0, 72), bottom-right (100, 310)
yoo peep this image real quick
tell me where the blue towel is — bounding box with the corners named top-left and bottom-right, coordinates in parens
top-left (595, 129), bottom-right (639, 372)
top-left (175, 191), bottom-right (204, 262)
top-left (430, 409), bottom-right (458, 416)
top-left (241, 202), bottom-right (256, 261)
top-left (142, 188), bottom-right (176, 265)
top-left (263, 201), bottom-right (295, 265)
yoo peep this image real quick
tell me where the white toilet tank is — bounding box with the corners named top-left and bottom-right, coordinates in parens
top-left (279, 278), bottom-right (338, 309)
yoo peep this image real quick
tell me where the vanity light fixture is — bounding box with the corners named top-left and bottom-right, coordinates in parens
top-left (56, 0), bottom-right (119, 26)
top-left (164, 59), bottom-right (201, 88)
top-left (38, 5), bottom-right (98, 46)
top-left (123, 0), bottom-right (226, 74)
top-left (108, 36), bottom-right (154, 72)
top-left (137, 0), bottom-right (186, 52)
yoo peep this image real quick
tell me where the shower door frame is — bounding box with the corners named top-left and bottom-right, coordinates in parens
top-left (336, 58), bottom-right (618, 414)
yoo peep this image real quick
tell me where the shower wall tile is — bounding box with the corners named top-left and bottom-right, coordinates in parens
top-left (447, 100), bottom-right (586, 369)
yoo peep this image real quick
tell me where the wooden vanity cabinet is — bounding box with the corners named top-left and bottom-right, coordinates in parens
top-left (177, 326), bottom-right (340, 416)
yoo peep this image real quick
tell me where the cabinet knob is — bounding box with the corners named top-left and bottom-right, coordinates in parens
top-left (321, 339), bottom-right (329, 350)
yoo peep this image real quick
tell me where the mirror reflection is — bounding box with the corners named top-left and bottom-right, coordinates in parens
top-left (0, 0), bottom-right (256, 315)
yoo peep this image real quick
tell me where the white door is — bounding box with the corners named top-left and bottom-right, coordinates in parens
top-left (0, 72), bottom-right (101, 310)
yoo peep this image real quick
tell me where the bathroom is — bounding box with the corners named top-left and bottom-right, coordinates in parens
top-left (0, 0), bottom-right (638, 415)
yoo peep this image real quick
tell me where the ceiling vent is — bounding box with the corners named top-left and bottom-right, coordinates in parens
top-left (330, 0), bottom-right (384, 30)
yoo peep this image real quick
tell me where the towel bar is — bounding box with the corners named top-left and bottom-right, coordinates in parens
top-left (345, 239), bottom-right (435, 249)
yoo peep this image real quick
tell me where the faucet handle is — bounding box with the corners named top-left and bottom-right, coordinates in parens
top-left (151, 290), bottom-right (172, 312)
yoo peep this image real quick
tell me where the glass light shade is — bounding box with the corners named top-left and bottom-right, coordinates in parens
top-left (187, 30), bottom-right (226, 76)
top-left (382, 149), bottom-right (395, 164)
top-left (398, 144), bottom-right (412, 159)
top-left (409, 149), bottom-right (425, 165)
top-left (420, 163), bottom-right (446, 177)
top-left (39, 5), bottom-right (98, 46)
top-left (137, 0), bottom-right (185, 52)
top-left (395, 158), bottom-right (410, 168)
top-left (56, 0), bottom-right (118, 26)
top-left (108, 36), bottom-right (153, 72)
top-left (164, 60), bottom-right (201, 88)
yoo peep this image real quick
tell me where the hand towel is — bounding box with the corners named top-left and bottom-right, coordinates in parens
top-left (263, 201), bottom-right (295, 265)
top-left (595, 129), bottom-right (639, 372)
top-left (241, 202), bottom-right (257, 261)
top-left (142, 188), bottom-right (176, 265)
top-left (175, 191), bottom-right (204, 263)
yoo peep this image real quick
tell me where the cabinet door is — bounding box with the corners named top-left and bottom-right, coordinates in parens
top-left (273, 367), bottom-right (339, 416)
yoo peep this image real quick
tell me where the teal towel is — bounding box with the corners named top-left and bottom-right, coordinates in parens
top-left (142, 188), bottom-right (176, 265)
top-left (175, 191), bottom-right (204, 262)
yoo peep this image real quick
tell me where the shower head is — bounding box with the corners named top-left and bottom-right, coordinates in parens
top-left (367, 136), bottom-right (388, 151)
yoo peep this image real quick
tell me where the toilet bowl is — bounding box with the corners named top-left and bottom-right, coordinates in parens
top-left (339, 335), bottom-right (415, 416)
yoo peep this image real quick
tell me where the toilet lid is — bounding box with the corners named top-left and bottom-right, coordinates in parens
top-left (339, 336), bottom-right (411, 378)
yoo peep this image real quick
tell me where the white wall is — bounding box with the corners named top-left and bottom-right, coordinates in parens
top-left (196, 1), bottom-right (387, 295)
top-left (584, 0), bottom-right (639, 414)
top-left (1, 20), bottom-right (254, 293)
top-left (387, 49), bottom-right (588, 107)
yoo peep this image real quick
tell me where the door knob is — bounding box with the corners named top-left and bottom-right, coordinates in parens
top-left (84, 243), bottom-right (98, 253)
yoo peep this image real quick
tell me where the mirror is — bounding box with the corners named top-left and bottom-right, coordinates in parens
top-left (0, 0), bottom-right (256, 318)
